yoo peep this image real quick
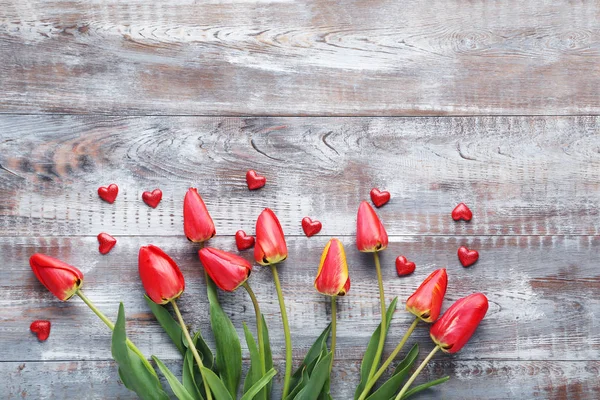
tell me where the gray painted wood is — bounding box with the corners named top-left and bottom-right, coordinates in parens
top-left (1, 1), bottom-right (600, 115)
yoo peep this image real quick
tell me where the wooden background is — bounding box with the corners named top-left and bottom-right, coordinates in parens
top-left (1, 1), bottom-right (599, 400)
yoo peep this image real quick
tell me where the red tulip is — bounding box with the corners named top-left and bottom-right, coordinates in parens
top-left (254, 208), bottom-right (288, 266)
top-left (199, 247), bottom-right (252, 292)
top-left (30, 254), bottom-right (84, 301)
top-left (406, 269), bottom-right (448, 323)
top-left (430, 293), bottom-right (489, 353)
top-left (356, 201), bottom-right (388, 252)
top-left (314, 238), bottom-right (351, 296)
top-left (138, 245), bottom-right (185, 304)
top-left (183, 188), bottom-right (216, 243)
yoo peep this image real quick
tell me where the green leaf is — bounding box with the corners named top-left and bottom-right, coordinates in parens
top-left (206, 276), bottom-right (242, 398)
top-left (111, 303), bottom-right (169, 400)
top-left (145, 295), bottom-right (185, 355)
top-left (354, 297), bottom-right (398, 400)
top-left (292, 352), bottom-right (333, 400)
top-left (365, 344), bottom-right (419, 400)
top-left (400, 376), bottom-right (450, 399)
top-left (152, 356), bottom-right (196, 400)
top-left (185, 331), bottom-right (215, 371)
top-left (240, 368), bottom-right (277, 400)
top-left (290, 323), bottom-right (331, 390)
top-left (284, 366), bottom-right (308, 400)
top-left (183, 350), bottom-right (204, 400)
top-left (243, 323), bottom-right (265, 400)
top-left (201, 367), bottom-right (234, 400)
top-left (261, 315), bottom-right (274, 397)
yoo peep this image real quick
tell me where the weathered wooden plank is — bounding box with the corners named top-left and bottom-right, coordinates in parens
top-left (1, 116), bottom-right (600, 236)
top-left (2, 235), bottom-right (599, 363)
top-left (1, 1), bottom-right (599, 115)
top-left (2, 360), bottom-right (599, 400)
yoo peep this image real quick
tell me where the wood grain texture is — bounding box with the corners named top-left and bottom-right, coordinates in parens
top-left (1, 116), bottom-right (600, 237)
top-left (1, 1), bottom-right (600, 115)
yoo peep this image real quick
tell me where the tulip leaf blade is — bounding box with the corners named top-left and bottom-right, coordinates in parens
top-left (289, 323), bottom-right (331, 390)
top-left (365, 343), bottom-right (419, 400)
top-left (292, 352), bottom-right (333, 400)
top-left (242, 323), bottom-right (266, 400)
top-left (284, 365), bottom-right (309, 400)
top-left (200, 367), bottom-right (234, 400)
top-left (111, 303), bottom-right (169, 400)
top-left (185, 330), bottom-right (215, 371)
top-left (261, 314), bottom-right (274, 397)
top-left (152, 356), bottom-right (196, 400)
top-left (354, 297), bottom-right (398, 400)
top-left (144, 295), bottom-right (185, 355)
top-left (240, 368), bottom-right (277, 400)
top-left (400, 376), bottom-right (450, 399)
top-left (183, 350), bottom-right (204, 400)
top-left (206, 276), bottom-right (242, 399)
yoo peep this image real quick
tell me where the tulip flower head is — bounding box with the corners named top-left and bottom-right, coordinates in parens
top-left (183, 188), bottom-right (216, 243)
top-left (406, 269), bottom-right (448, 323)
top-left (430, 292), bottom-right (489, 354)
top-left (254, 208), bottom-right (288, 266)
top-left (199, 247), bottom-right (253, 292)
top-left (138, 245), bottom-right (185, 304)
top-left (314, 238), bottom-right (351, 297)
top-left (356, 201), bottom-right (388, 252)
top-left (30, 254), bottom-right (84, 301)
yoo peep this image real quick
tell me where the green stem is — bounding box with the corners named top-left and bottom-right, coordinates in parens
top-left (171, 299), bottom-right (213, 400)
top-left (243, 282), bottom-right (267, 379)
top-left (358, 317), bottom-right (420, 400)
top-left (329, 296), bottom-right (337, 376)
top-left (367, 251), bottom-right (387, 383)
top-left (76, 290), bottom-right (157, 377)
top-left (270, 264), bottom-right (292, 399)
top-left (395, 345), bottom-right (440, 400)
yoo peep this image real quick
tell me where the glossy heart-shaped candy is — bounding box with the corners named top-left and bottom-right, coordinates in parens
top-left (98, 184), bottom-right (119, 203)
top-left (370, 188), bottom-right (391, 208)
top-left (98, 232), bottom-right (117, 255)
top-left (30, 320), bottom-right (51, 341)
top-left (395, 256), bottom-right (416, 276)
top-left (452, 203), bottom-right (473, 221)
top-left (458, 246), bottom-right (479, 267)
top-left (235, 230), bottom-right (255, 251)
top-left (302, 217), bottom-right (322, 237)
top-left (246, 170), bottom-right (266, 190)
top-left (142, 189), bottom-right (162, 208)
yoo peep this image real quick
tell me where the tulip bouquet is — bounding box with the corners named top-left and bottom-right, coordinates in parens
top-left (29, 187), bottom-right (489, 400)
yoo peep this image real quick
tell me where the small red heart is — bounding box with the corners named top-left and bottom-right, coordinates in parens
top-left (302, 217), bottom-right (322, 237)
top-left (395, 256), bottom-right (416, 276)
top-left (30, 320), bottom-right (51, 341)
top-left (98, 232), bottom-right (117, 255)
top-left (246, 170), bottom-right (266, 190)
top-left (98, 184), bottom-right (119, 203)
top-left (235, 230), bottom-right (255, 251)
top-left (370, 188), bottom-right (391, 208)
top-left (452, 203), bottom-right (473, 221)
top-left (458, 246), bottom-right (479, 267)
top-left (142, 189), bottom-right (163, 208)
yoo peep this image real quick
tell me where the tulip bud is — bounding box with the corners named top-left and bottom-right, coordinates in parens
top-left (199, 247), bottom-right (252, 292)
top-left (30, 254), bottom-right (84, 301)
top-left (356, 201), bottom-right (388, 252)
top-left (314, 239), bottom-right (351, 297)
top-left (406, 269), bottom-right (448, 323)
top-left (183, 188), bottom-right (216, 243)
top-left (254, 208), bottom-right (288, 266)
top-left (138, 245), bottom-right (185, 304)
top-left (430, 293), bottom-right (489, 353)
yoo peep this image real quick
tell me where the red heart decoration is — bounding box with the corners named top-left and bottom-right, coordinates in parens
top-left (452, 203), bottom-right (473, 221)
top-left (142, 189), bottom-right (163, 208)
top-left (246, 170), bottom-right (266, 190)
top-left (98, 184), bottom-right (119, 203)
top-left (370, 188), bottom-right (391, 208)
top-left (235, 230), bottom-right (255, 251)
top-left (395, 256), bottom-right (416, 276)
top-left (458, 246), bottom-right (479, 267)
top-left (30, 320), bottom-right (51, 341)
top-left (98, 232), bottom-right (117, 255)
top-left (302, 217), bottom-right (322, 237)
